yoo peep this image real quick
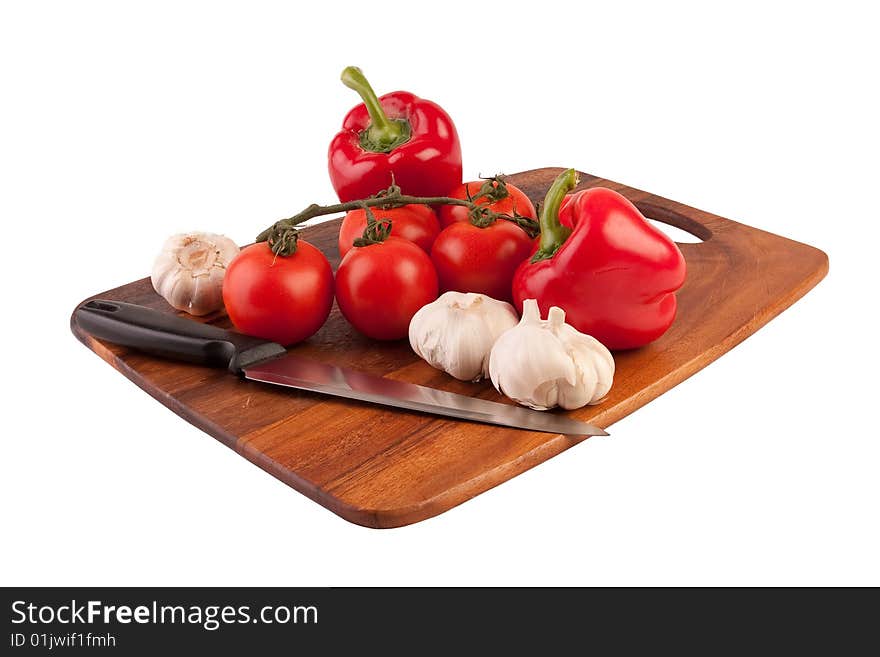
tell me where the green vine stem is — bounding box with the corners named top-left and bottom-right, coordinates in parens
top-left (257, 181), bottom-right (540, 256)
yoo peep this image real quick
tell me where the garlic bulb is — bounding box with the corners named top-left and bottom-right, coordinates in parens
top-left (489, 299), bottom-right (614, 410)
top-left (409, 291), bottom-right (519, 381)
top-left (151, 232), bottom-right (239, 316)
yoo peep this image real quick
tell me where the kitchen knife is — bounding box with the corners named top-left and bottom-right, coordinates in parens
top-left (75, 299), bottom-right (609, 437)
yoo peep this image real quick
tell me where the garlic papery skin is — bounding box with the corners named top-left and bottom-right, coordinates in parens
top-left (409, 291), bottom-right (519, 381)
top-left (151, 232), bottom-right (239, 316)
top-left (488, 299), bottom-right (615, 411)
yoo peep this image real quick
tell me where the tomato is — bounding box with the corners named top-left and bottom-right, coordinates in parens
top-left (222, 241), bottom-right (334, 345)
top-left (430, 220), bottom-right (535, 302)
top-left (438, 180), bottom-right (537, 228)
top-left (338, 205), bottom-right (440, 258)
top-left (335, 236), bottom-right (438, 340)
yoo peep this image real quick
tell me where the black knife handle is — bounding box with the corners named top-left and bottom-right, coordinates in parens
top-left (74, 299), bottom-right (287, 374)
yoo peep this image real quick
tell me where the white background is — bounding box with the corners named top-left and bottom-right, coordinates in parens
top-left (2, 1), bottom-right (877, 586)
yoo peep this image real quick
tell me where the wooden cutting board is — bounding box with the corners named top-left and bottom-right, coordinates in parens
top-left (70, 168), bottom-right (828, 528)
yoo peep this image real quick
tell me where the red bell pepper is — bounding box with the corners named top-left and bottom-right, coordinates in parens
top-left (328, 67), bottom-right (462, 202)
top-left (512, 169), bottom-right (687, 350)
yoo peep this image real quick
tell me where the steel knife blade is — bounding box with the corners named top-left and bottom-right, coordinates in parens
top-left (243, 354), bottom-right (607, 436)
top-left (75, 299), bottom-right (608, 437)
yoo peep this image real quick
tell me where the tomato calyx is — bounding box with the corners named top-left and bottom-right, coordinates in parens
top-left (368, 179), bottom-right (408, 210)
top-left (468, 205), bottom-right (500, 228)
top-left (465, 176), bottom-right (511, 205)
top-left (461, 176), bottom-right (539, 236)
top-left (352, 207), bottom-right (393, 247)
top-left (265, 223), bottom-right (301, 257)
top-left (466, 205), bottom-right (540, 238)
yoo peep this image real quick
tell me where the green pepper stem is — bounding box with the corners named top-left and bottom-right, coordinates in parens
top-left (341, 66), bottom-right (411, 153)
top-left (532, 168), bottom-right (579, 262)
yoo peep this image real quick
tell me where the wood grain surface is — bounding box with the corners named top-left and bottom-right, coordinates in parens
top-left (70, 168), bottom-right (828, 528)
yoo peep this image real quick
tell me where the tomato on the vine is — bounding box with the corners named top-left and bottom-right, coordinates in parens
top-left (430, 219), bottom-right (535, 302)
top-left (336, 236), bottom-right (438, 340)
top-left (438, 179), bottom-right (536, 228)
top-left (222, 241), bottom-right (334, 345)
top-left (338, 205), bottom-right (440, 258)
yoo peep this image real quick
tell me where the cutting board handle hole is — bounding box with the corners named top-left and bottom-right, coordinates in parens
top-left (646, 219), bottom-right (705, 244)
top-left (638, 203), bottom-right (711, 244)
